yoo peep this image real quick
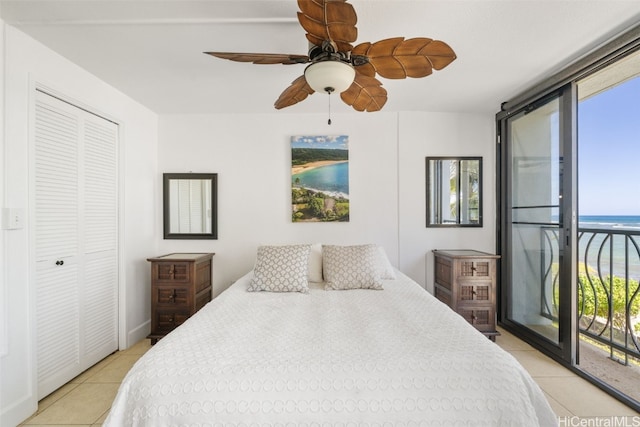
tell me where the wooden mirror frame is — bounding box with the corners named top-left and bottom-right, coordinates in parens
top-left (426, 157), bottom-right (482, 227)
top-left (163, 173), bottom-right (218, 239)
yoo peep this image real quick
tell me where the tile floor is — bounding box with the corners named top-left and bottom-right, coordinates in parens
top-left (495, 328), bottom-right (640, 423)
top-left (19, 327), bottom-right (640, 426)
top-left (19, 339), bottom-right (151, 426)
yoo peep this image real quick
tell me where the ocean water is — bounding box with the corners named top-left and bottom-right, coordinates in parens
top-left (580, 215), bottom-right (640, 230)
top-left (292, 162), bottom-right (349, 198)
top-left (578, 215), bottom-right (640, 279)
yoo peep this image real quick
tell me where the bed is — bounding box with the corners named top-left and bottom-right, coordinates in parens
top-left (105, 244), bottom-right (557, 426)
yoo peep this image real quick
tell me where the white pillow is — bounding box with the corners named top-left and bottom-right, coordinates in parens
top-left (248, 244), bottom-right (311, 293)
top-left (377, 246), bottom-right (397, 280)
top-left (322, 244), bottom-right (384, 290)
top-left (308, 243), bottom-right (323, 282)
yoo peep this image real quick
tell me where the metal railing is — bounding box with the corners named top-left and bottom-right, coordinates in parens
top-left (542, 226), bottom-right (640, 364)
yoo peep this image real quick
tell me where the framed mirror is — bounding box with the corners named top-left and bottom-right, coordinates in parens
top-left (163, 173), bottom-right (218, 239)
top-left (426, 157), bottom-right (482, 227)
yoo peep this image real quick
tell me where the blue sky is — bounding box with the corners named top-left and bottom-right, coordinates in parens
top-left (291, 135), bottom-right (349, 149)
top-left (578, 76), bottom-right (640, 216)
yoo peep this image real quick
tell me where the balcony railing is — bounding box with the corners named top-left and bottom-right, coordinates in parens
top-left (542, 226), bottom-right (640, 364)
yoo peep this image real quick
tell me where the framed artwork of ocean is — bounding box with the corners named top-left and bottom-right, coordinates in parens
top-left (291, 135), bottom-right (350, 222)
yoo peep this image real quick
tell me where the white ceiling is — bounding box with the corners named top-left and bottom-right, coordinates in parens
top-left (2, 0), bottom-right (640, 115)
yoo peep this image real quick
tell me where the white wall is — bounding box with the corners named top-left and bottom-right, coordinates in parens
top-left (398, 112), bottom-right (497, 292)
top-left (0, 16), bottom-right (7, 415)
top-left (157, 111), bottom-right (495, 296)
top-left (0, 25), bottom-right (158, 426)
top-left (157, 113), bottom-right (400, 296)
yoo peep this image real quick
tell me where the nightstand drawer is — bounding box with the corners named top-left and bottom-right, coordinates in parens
top-left (154, 310), bottom-right (190, 333)
top-left (154, 261), bottom-right (191, 283)
top-left (156, 286), bottom-right (189, 305)
top-left (459, 259), bottom-right (492, 278)
top-left (457, 281), bottom-right (492, 304)
top-left (458, 306), bottom-right (495, 332)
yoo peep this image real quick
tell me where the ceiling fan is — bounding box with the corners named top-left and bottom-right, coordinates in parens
top-left (205, 0), bottom-right (456, 114)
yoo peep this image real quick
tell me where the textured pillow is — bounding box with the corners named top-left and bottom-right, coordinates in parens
top-left (248, 244), bottom-right (311, 293)
top-left (308, 243), bottom-right (323, 282)
top-left (323, 244), bottom-right (384, 290)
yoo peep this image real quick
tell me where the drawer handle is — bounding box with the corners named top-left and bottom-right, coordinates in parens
top-left (168, 289), bottom-right (177, 302)
top-left (55, 260), bottom-right (64, 266)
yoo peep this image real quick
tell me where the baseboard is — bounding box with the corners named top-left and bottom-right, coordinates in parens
top-left (126, 320), bottom-right (150, 349)
top-left (1, 392), bottom-right (37, 427)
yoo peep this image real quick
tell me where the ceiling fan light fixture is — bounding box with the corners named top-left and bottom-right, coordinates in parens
top-left (304, 60), bottom-right (355, 94)
top-left (206, 0), bottom-right (457, 113)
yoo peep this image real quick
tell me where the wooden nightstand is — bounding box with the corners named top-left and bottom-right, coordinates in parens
top-left (147, 253), bottom-right (215, 344)
top-left (433, 249), bottom-right (500, 341)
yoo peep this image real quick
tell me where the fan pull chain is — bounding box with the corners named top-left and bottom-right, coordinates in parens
top-left (327, 90), bottom-right (332, 125)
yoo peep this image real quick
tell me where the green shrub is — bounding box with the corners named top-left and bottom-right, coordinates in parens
top-left (578, 273), bottom-right (640, 333)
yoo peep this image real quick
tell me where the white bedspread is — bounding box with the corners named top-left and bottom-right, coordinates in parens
top-left (105, 271), bottom-right (557, 426)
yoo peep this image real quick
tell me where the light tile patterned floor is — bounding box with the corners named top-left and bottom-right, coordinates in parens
top-left (20, 340), bottom-right (151, 426)
top-left (496, 327), bottom-right (640, 423)
top-left (19, 328), bottom-right (640, 426)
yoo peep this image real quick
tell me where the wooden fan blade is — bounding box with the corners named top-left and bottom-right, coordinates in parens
top-left (274, 75), bottom-right (315, 109)
top-left (297, 0), bottom-right (357, 52)
top-left (340, 73), bottom-right (387, 112)
top-left (204, 52), bottom-right (309, 65)
top-left (351, 37), bottom-right (456, 79)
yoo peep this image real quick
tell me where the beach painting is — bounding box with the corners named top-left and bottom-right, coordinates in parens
top-left (291, 135), bottom-right (349, 222)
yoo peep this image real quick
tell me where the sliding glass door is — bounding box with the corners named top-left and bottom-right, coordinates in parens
top-left (498, 85), bottom-right (578, 362)
top-left (497, 25), bottom-right (640, 409)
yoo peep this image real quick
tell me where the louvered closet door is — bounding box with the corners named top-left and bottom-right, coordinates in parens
top-left (82, 114), bottom-right (118, 366)
top-left (34, 92), bottom-right (81, 398)
top-left (34, 90), bottom-right (118, 399)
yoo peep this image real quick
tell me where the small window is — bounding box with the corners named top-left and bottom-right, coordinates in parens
top-left (426, 157), bottom-right (482, 227)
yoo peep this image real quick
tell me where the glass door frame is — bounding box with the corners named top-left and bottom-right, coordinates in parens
top-left (496, 83), bottom-right (578, 365)
top-left (495, 23), bottom-right (640, 410)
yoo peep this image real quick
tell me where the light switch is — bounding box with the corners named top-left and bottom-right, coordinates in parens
top-left (1, 208), bottom-right (24, 230)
